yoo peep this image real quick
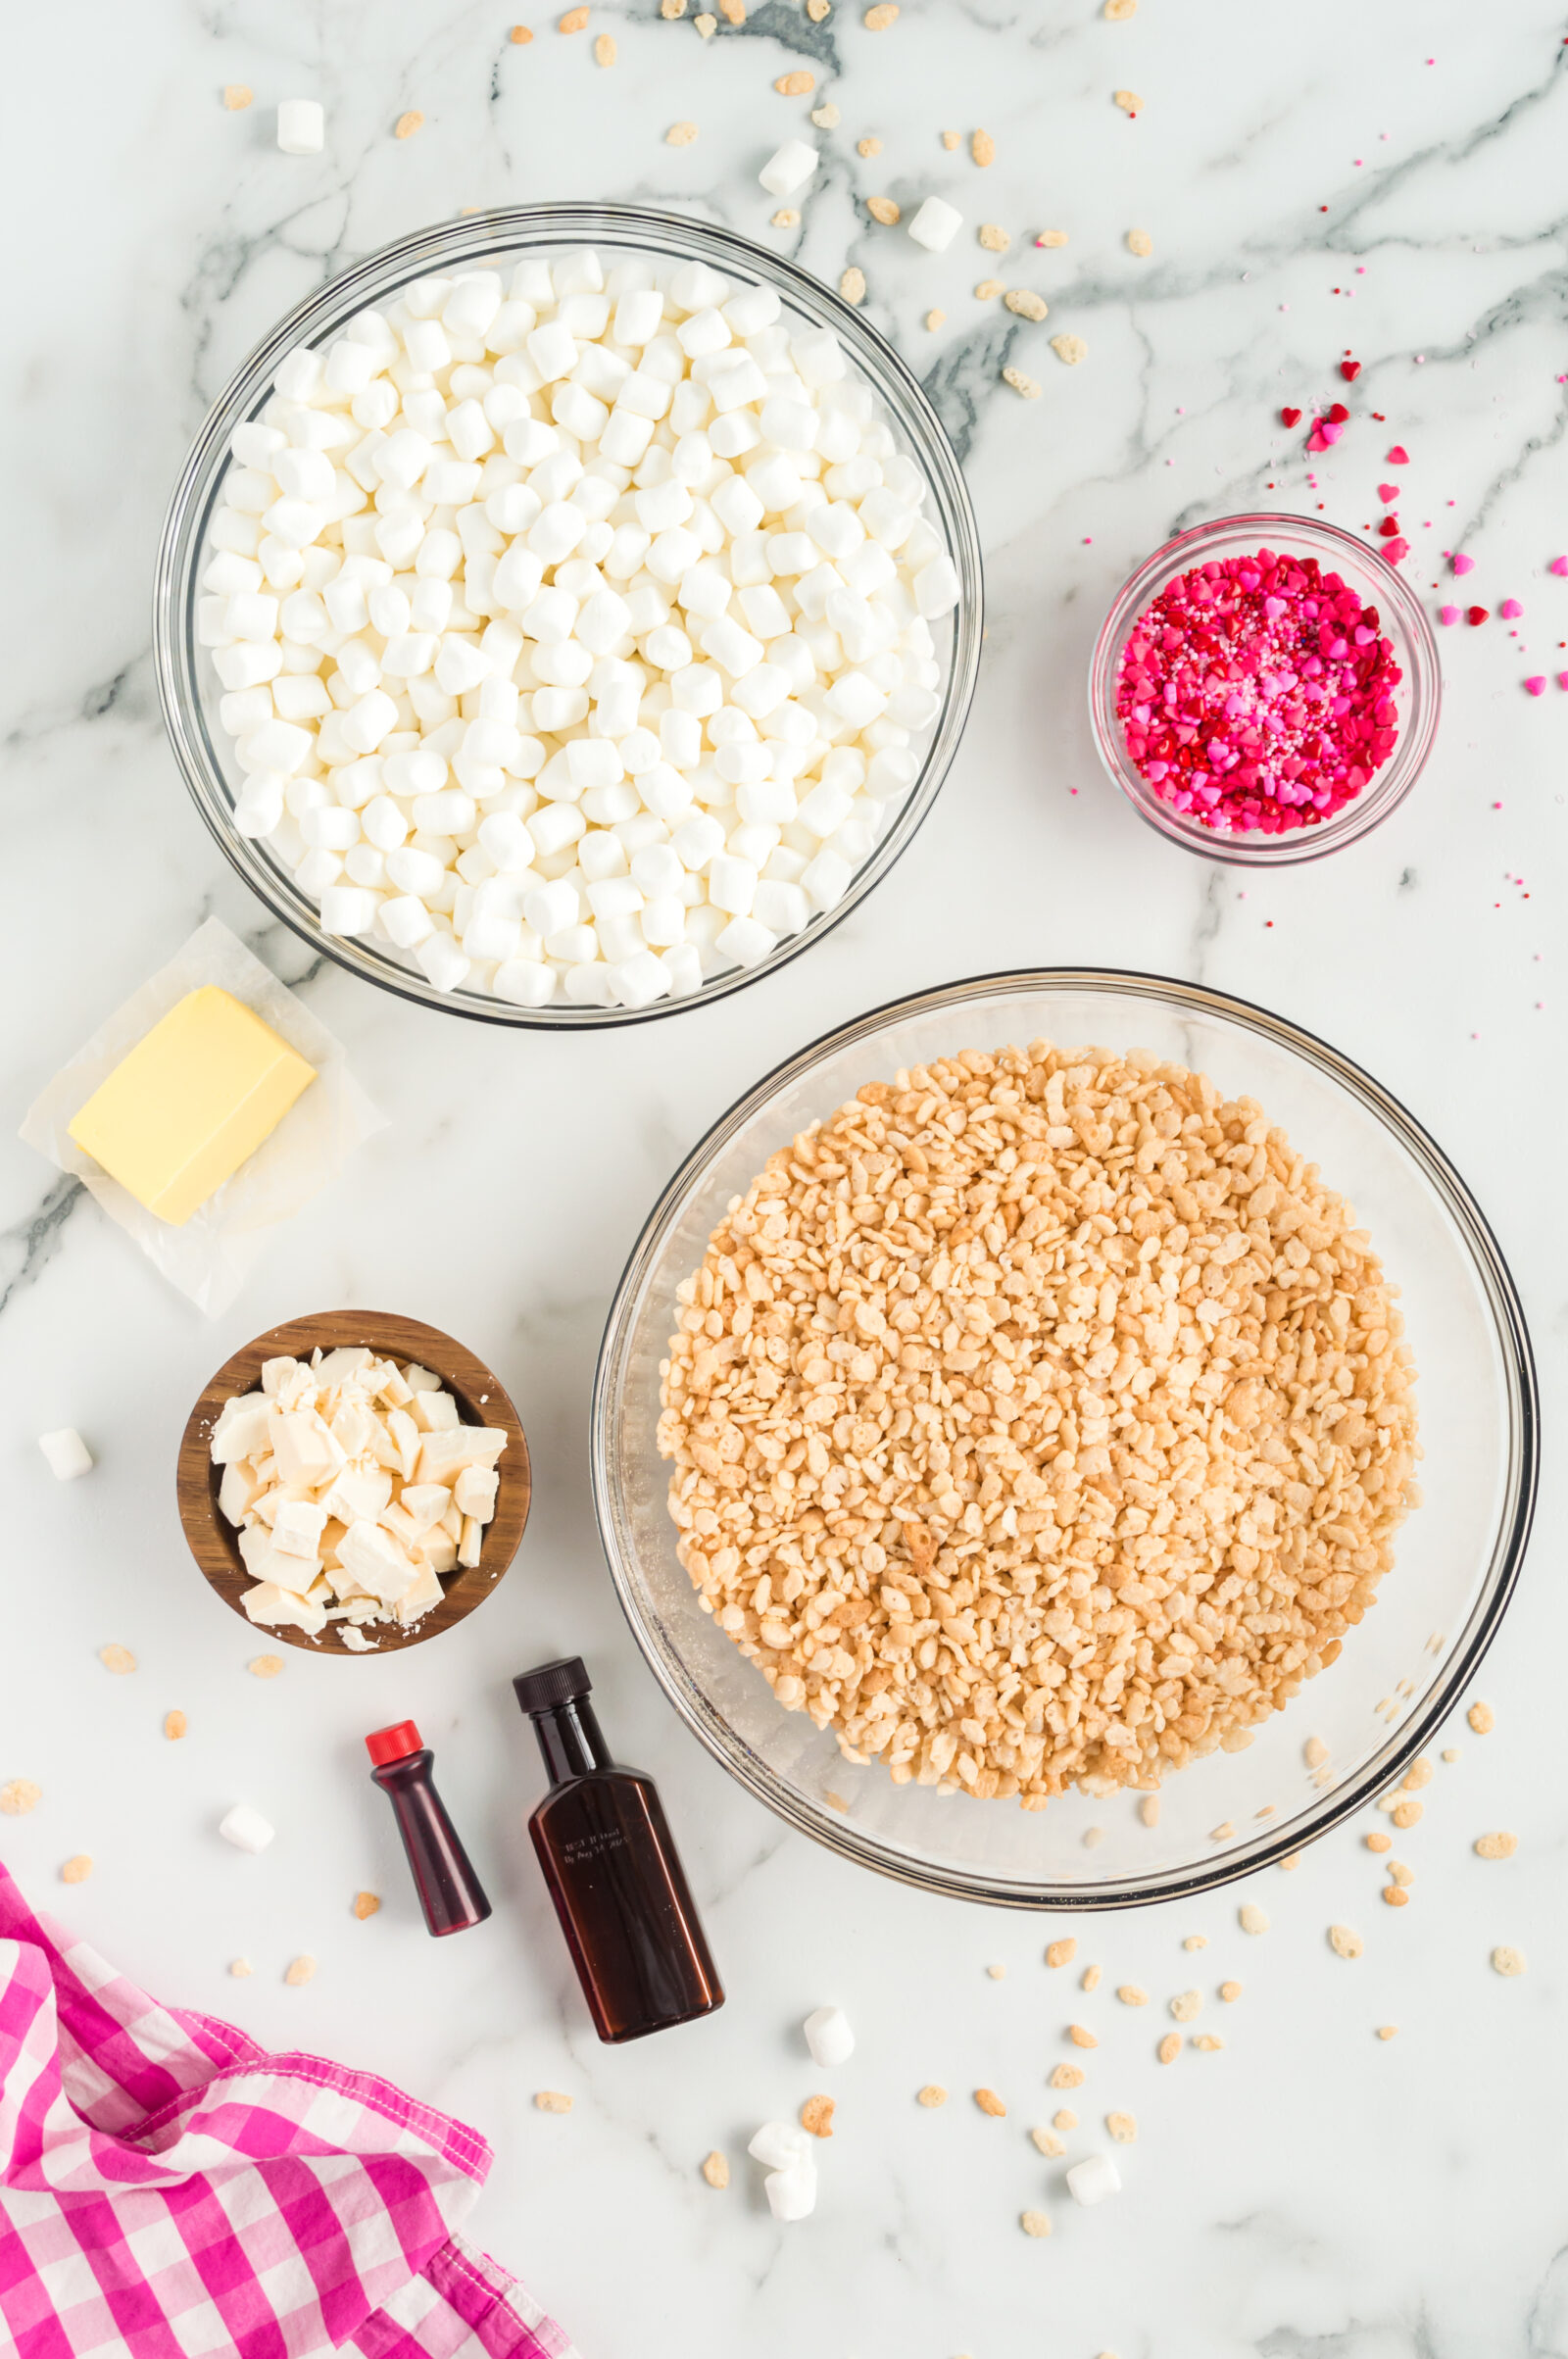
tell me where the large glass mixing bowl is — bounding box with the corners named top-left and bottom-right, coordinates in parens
top-left (154, 202), bottom-right (982, 1028)
top-left (592, 971), bottom-right (1537, 1908)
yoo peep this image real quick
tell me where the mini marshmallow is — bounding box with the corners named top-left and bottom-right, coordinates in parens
top-left (219, 1804), bottom-right (276, 1854)
top-left (764, 2163), bottom-right (817, 2223)
top-left (802, 2004), bottom-right (855, 2066)
top-left (1066, 2154), bottom-right (1123, 2208)
top-left (906, 196), bottom-right (963, 254)
top-left (749, 2122), bottom-right (814, 2171)
top-left (276, 99), bottom-right (324, 156)
top-left (759, 140), bottom-right (818, 198)
top-left (38, 1428), bottom-right (93, 1481)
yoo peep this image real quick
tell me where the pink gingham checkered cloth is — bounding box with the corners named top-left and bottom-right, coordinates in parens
top-left (0, 1861), bottom-right (579, 2358)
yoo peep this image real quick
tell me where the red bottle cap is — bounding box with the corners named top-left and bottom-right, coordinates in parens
top-left (366, 1719), bottom-right (423, 1766)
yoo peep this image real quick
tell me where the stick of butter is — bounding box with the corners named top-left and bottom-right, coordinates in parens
top-left (68, 987), bottom-right (317, 1225)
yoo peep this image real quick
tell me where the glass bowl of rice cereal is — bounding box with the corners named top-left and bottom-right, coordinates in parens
top-left (593, 969), bottom-right (1536, 1909)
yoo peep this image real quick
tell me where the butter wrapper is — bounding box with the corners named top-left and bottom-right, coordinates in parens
top-left (21, 916), bottom-right (385, 1315)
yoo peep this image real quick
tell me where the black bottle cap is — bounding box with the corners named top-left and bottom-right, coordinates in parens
top-left (514, 1656), bottom-right (593, 1716)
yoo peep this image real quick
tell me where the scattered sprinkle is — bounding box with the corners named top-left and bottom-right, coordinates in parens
top-left (917, 2084), bottom-right (948, 2107)
top-left (1004, 288), bottom-right (1049, 320)
top-left (99, 1646), bottom-right (136, 1676)
top-left (284, 1955), bottom-right (317, 1987)
top-left (1030, 2125), bottom-right (1064, 2157)
top-left (353, 1891), bottom-right (381, 1919)
top-left (1475, 1832), bottom-right (1519, 1860)
top-left (839, 266), bottom-right (866, 305)
top-left (801, 2094), bottom-right (835, 2138)
top-left (1126, 228), bottom-right (1152, 257)
top-left (223, 85), bottom-right (253, 111)
top-left (249, 1656), bottom-right (284, 1679)
top-left (666, 120), bottom-right (698, 144)
top-left (1046, 1940), bottom-right (1078, 1969)
top-left (1281, 406), bottom-right (1302, 427)
top-left (924, 308), bottom-right (946, 329)
top-left (1239, 1904), bottom-right (1269, 1936)
top-left (867, 196), bottom-right (901, 224)
top-left (775, 70), bottom-right (814, 95)
top-left (1525, 675), bottom-right (1547, 696)
top-left (1219, 1980), bottom-right (1243, 2003)
top-left (1329, 1924), bottom-right (1364, 1960)
top-left (535, 2089), bottom-right (573, 2111)
top-left (1468, 1701), bottom-right (1494, 1735)
top-left (1439, 605), bottom-right (1460, 626)
top-left (1491, 1945), bottom-right (1526, 1978)
top-left (60, 1856), bottom-right (92, 1884)
top-left (1386, 444), bottom-right (1409, 464)
top-left (395, 110), bottom-right (424, 138)
top-left (1020, 2209), bottom-right (1053, 2239)
top-left (702, 2149), bottom-right (729, 2186)
top-left (972, 128), bottom-right (996, 168)
top-left (974, 2087), bottom-right (1006, 2117)
top-left (1051, 332), bottom-right (1088, 366)
top-left (1157, 2034), bottom-right (1181, 2064)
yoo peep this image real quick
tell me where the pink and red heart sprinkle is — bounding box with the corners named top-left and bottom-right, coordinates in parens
top-left (1340, 360), bottom-right (1362, 381)
top-left (1114, 548), bottom-right (1401, 838)
top-left (1525, 676), bottom-right (1547, 696)
top-left (1550, 555), bottom-right (1568, 576)
top-left (1466, 606), bottom-right (1489, 626)
top-left (1386, 445), bottom-right (1410, 465)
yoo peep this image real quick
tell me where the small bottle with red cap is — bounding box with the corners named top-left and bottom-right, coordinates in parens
top-left (365, 1720), bottom-right (492, 1938)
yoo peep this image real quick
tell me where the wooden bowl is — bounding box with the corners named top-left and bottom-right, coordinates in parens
top-left (177, 1309), bottom-right (530, 1654)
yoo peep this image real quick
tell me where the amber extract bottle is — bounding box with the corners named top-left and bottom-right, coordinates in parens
top-left (514, 1657), bottom-right (724, 2043)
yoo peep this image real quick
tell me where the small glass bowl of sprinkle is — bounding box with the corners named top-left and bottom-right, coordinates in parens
top-left (1088, 514), bottom-right (1441, 864)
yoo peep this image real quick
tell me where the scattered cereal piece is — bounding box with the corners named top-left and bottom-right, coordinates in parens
top-left (229, 1957), bottom-right (253, 1978)
top-left (1113, 87), bottom-right (1143, 115)
top-left (776, 71), bottom-right (814, 95)
top-left (1382, 1885), bottom-right (1409, 1908)
top-left (1366, 1832), bottom-right (1392, 1853)
top-left (974, 2088), bottom-right (1006, 2117)
top-left (559, 3), bottom-right (588, 25)
top-left (1004, 288), bottom-right (1049, 320)
top-left (99, 1646), bottom-right (136, 1676)
top-left (1303, 1736), bottom-right (1329, 1769)
top-left (1402, 1758), bottom-right (1434, 1792)
top-left (1126, 228), bottom-right (1152, 257)
top-left (801, 2094), bottom-right (835, 2138)
top-left (839, 267), bottom-right (866, 305)
top-left (1169, 1990), bottom-right (1201, 2023)
top-left (978, 222), bottom-right (1008, 252)
top-left (1020, 2209), bottom-right (1053, 2238)
top-left (666, 120), bottom-right (699, 144)
top-left (771, 209), bottom-right (800, 227)
top-left (1475, 1832), bottom-right (1519, 1860)
top-left (1390, 1860), bottom-right (1414, 1888)
top-left (702, 2149), bottom-right (729, 2186)
top-left (1491, 1945), bottom-right (1526, 1978)
top-left (1068, 2024), bottom-right (1098, 2049)
top-left (353, 1892), bottom-right (381, 1920)
top-left (987, 1962), bottom-right (1006, 1981)
top-left (867, 196), bottom-right (901, 224)
top-left (808, 0), bottom-right (830, 16)
top-left (284, 1955), bottom-right (317, 1987)
top-left (1053, 2107), bottom-right (1077, 2131)
top-left (975, 279), bottom-right (1004, 300)
top-left (1050, 2064), bottom-right (1085, 2089)
top-left (1036, 228), bottom-right (1069, 247)
top-left (719, 0), bottom-right (744, 18)
top-left (1209, 1822), bottom-right (1237, 1843)
top-left (512, 21), bottom-right (535, 36)
top-left (972, 128), bottom-right (995, 167)
top-left (1104, 0), bottom-right (1138, 15)
top-left (1030, 2126), bottom-right (1064, 2157)
top-left (1002, 366), bottom-right (1041, 399)
top-left (1329, 1925), bottom-right (1364, 1960)
top-left (1080, 1964), bottom-right (1102, 1992)
top-left (164, 1710), bottom-right (187, 1741)
top-left (1046, 1939), bottom-right (1077, 1969)
top-left (1239, 1904), bottom-right (1269, 1937)
top-left (249, 1656), bottom-right (283, 1679)
top-left (61, 1855), bottom-right (92, 1884)
top-left (1157, 2034), bottom-right (1181, 2064)
top-left (1, 1781), bottom-right (40, 1816)
top-left (1219, 1981), bottom-right (1243, 2003)
top-left (1392, 1801), bottom-right (1423, 1831)
top-left (1051, 333), bottom-right (1088, 366)
top-left (1182, 1935), bottom-right (1207, 1951)
top-left (917, 2084), bottom-right (948, 2107)
top-left (811, 101), bottom-right (841, 127)
top-left (1442, 1747), bottom-right (1461, 1764)
top-left (695, 9), bottom-right (716, 28)
top-left (1116, 1984), bottom-right (1149, 2007)
top-left (858, 136), bottom-right (882, 157)
top-left (1139, 1794), bottom-right (1160, 1828)
top-left (1279, 1853), bottom-right (1302, 1871)
top-left (661, 0), bottom-right (686, 14)
top-left (941, 129), bottom-right (959, 150)
top-left (1192, 2035), bottom-right (1225, 2052)
top-left (1468, 1701), bottom-right (1494, 1735)
top-left (864, 2), bottom-right (899, 23)
top-left (535, 2089), bottom-right (572, 2111)
top-left (924, 308), bottom-right (946, 329)
top-left (1106, 2111), bottom-right (1137, 2142)
top-left (1376, 2024), bottom-right (1397, 2040)
top-left (223, 84), bottom-right (253, 111)
top-left (395, 111), bottom-right (424, 138)
top-left (595, 32), bottom-right (616, 63)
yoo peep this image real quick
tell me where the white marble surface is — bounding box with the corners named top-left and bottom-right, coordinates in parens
top-left (4, 4), bottom-right (1566, 2354)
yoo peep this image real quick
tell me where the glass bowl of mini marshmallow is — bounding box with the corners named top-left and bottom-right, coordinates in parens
top-left (155, 203), bottom-right (983, 1026)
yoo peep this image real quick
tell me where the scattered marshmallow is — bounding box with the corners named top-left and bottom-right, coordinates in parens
top-left (219, 1804), bottom-right (276, 1854)
top-left (907, 197), bottom-right (963, 254)
top-left (764, 2161), bottom-right (817, 2221)
top-left (750, 2123), bottom-right (817, 2220)
top-left (276, 100), bottom-right (324, 155)
top-left (203, 242), bottom-right (957, 1008)
top-left (760, 140), bottom-right (818, 198)
top-left (803, 2004), bottom-right (855, 2066)
top-left (1066, 2153), bottom-right (1122, 2207)
top-left (38, 1429), bottom-right (93, 1481)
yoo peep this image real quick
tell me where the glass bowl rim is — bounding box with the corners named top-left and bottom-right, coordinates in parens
top-left (152, 199), bottom-right (984, 1029)
top-left (592, 963), bottom-right (1538, 1910)
top-left (1087, 511), bottom-right (1443, 870)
